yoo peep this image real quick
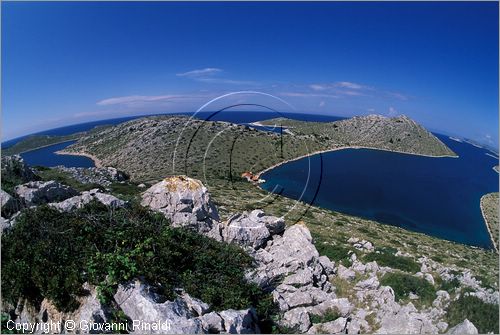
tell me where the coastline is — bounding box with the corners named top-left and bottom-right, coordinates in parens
top-left (480, 194), bottom-right (499, 253)
top-left (55, 150), bottom-right (103, 168)
top-left (6, 139), bottom-right (78, 155)
top-left (255, 145), bottom-right (459, 178)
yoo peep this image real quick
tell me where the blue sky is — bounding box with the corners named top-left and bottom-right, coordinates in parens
top-left (2, 2), bottom-right (498, 148)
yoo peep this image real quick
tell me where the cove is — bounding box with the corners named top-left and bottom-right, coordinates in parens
top-left (260, 136), bottom-right (499, 249)
top-left (20, 141), bottom-right (95, 168)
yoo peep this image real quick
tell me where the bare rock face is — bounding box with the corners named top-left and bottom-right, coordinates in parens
top-left (10, 283), bottom-right (112, 334)
top-left (14, 180), bottom-right (78, 207)
top-left (141, 176), bottom-right (220, 235)
top-left (446, 319), bottom-right (478, 334)
top-left (1, 189), bottom-right (20, 217)
top-left (50, 188), bottom-right (126, 212)
top-left (246, 223), bottom-right (354, 332)
top-left (223, 210), bottom-right (285, 249)
top-left (114, 280), bottom-right (260, 334)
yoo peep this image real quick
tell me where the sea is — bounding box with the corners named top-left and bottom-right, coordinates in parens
top-left (4, 111), bottom-right (498, 248)
top-left (260, 135), bottom-right (499, 249)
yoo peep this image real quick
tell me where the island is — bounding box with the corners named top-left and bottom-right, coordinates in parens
top-left (481, 192), bottom-right (499, 252)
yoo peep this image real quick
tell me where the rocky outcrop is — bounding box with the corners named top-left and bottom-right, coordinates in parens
top-left (55, 166), bottom-right (129, 186)
top-left (223, 210), bottom-right (285, 249)
top-left (246, 223), bottom-right (357, 332)
top-left (141, 176), bottom-right (220, 236)
top-left (1, 189), bottom-right (20, 217)
top-left (1, 155), bottom-right (38, 183)
top-left (446, 319), bottom-right (478, 334)
top-left (114, 280), bottom-right (260, 334)
top-left (14, 181), bottom-right (78, 207)
top-left (50, 188), bottom-right (126, 212)
top-left (9, 283), bottom-right (112, 334)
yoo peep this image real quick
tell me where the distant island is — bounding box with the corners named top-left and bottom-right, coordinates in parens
top-left (481, 192), bottom-right (499, 252)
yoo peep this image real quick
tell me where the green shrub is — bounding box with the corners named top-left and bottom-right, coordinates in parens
top-left (312, 233), bottom-right (355, 264)
top-left (380, 272), bottom-right (436, 306)
top-left (438, 277), bottom-right (461, 293)
top-left (446, 295), bottom-right (499, 334)
top-left (363, 251), bottom-right (420, 273)
top-left (310, 308), bottom-right (341, 324)
top-left (314, 241), bottom-right (352, 265)
top-left (2, 201), bottom-right (273, 325)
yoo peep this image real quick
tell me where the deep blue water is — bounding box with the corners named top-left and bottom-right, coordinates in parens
top-left (20, 141), bottom-right (95, 168)
top-left (261, 135), bottom-right (499, 249)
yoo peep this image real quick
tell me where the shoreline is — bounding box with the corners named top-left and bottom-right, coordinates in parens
top-left (55, 150), bottom-right (103, 168)
top-left (5, 139), bottom-right (78, 155)
top-left (480, 194), bottom-right (499, 253)
top-left (255, 145), bottom-right (459, 178)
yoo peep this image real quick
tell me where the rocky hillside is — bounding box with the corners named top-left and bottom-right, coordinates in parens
top-left (62, 114), bottom-right (455, 183)
top-left (262, 114), bottom-right (456, 157)
top-left (1, 157), bottom-right (498, 334)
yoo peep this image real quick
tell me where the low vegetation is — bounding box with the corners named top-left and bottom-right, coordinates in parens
top-left (35, 166), bottom-right (101, 192)
top-left (446, 295), bottom-right (499, 334)
top-left (363, 250), bottom-right (420, 273)
top-left (380, 272), bottom-right (436, 306)
top-left (309, 308), bottom-right (341, 324)
top-left (1, 201), bottom-right (273, 324)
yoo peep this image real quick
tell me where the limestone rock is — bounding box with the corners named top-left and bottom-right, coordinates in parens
top-left (218, 309), bottom-right (260, 334)
top-left (114, 280), bottom-right (259, 334)
top-left (308, 317), bottom-right (347, 334)
top-left (114, 280), bottom-right (204, 334)
top-left (55, 166), bottom-right (128, 186)
top-left (1, 189), bottom-right (19, 216)
top-left (141, 176), bottom-right (220, 235)
top-left (14, 181), bottom-right (78, 207)
top-left (10, 283), bottom-right (112, 333)
top-left (337, 264), bottom-right (356, 281)
top-left (247, 223), bottom-right (320, 289)
top-left (1, 155), bottom-right (38, 183)
top-left (355, 276), bottom-right (380, 290)
top-left (50, 189), bottom-right (126, 212)
top-left (446, 319), bottom-right (478, 334)
top-left (1, 216), bottom-right (11, 232)
top-left (281, 307), bottom-right (311, 333)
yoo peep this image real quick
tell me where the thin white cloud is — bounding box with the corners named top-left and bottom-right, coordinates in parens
top-left (310, 81), bottom-right (370, 91)
top-left (96, 95), bottom-right (181, 106)
top-left (319, 101), bottom-right (326, 107)
top-left (387, 91), bottom-right (409, 101)
top-left (176, 68), bottom-right (222, 78)
top-left (176, 67), bottom-right (257, 86)
top-left (309, 81), bottom-right (409, 102)
top-left (279, 92), bottom-right (339, 99)
top-left (197, 77), bottom-right (259, 86)
top-left (334, 81), bottom-right (365, 90)
top-left (387, 106), bottom-right (398, 116)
